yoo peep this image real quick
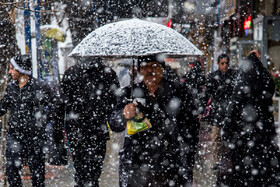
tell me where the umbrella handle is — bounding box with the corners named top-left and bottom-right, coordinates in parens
top-left (130, 59), bottom-right (136, 100)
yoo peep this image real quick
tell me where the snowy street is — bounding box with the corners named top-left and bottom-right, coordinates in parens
top-left (1, 0), bottom-right (280, 186)
top-left (0, 125), bottom-right (221, 187)
top-left (0, 130), bottom-right (124, 187)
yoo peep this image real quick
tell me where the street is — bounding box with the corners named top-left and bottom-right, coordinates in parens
top-left (0, 127), bottom-right (218, 187)
top-left (0, 130), bottom-right (124, 187)
top-left (0, 123), bottom-right (279, 187)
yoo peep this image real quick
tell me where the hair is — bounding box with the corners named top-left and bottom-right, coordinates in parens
top-left (217, 53), bottom-right (230, 64)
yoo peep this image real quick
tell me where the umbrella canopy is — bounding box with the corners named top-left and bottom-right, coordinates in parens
top-left (69, 18), bottom-right (203, 58)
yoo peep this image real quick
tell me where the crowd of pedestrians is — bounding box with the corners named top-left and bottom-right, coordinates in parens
top-left (0, 51), bottom-right (279, 187)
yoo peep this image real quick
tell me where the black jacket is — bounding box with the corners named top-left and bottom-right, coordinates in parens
top-left (53, 61), bottom-right (119, 147)
top-left (204, 69), bottom-right (237, 125)
top-left (182, 65), bottom-right (205, 94)
top-left (109, 79), bottom-right (199, 185)
top-left (219, 53), bottom-right (280, 186)
top-left (182, 65), bottom-right (206, 112)
top-left (0, 77), bottom-right (54, 139)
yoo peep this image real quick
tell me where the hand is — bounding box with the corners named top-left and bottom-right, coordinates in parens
top-left (198, 114), bottom-right (203, 122)
top-left (123, 103), bottom-right (136, 119)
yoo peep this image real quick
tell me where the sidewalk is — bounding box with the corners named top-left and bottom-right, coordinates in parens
top-left (0, 130), bottom-right (124, 187)
top-left (0, 164), bottom-right (75, 187)
top-left (99, 131), bottom-right (125, 187)
top-left (193, 122), bottom-right (218, 187)
top-left (0, 127), bottom-right (218, 187)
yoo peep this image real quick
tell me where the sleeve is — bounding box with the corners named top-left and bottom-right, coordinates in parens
top-left (176, 85), bottom-right (200, 185)
top-left (0, 84), bottom-right (13, 116)
top-left (52, 95), bottom-right (65, 143)
top-left (52, 69), bottom-right (74, 143)
top-left (108, 88), bottom-right (128, 133)
top-left (267, 74), bottom-right (276, 97)
top-left (222, 78), bottom-right (244, 142)
top-left (200, 74), bottom-right (215, 113)
top-left (41, 83), bottom-right (56, 116)
top-left (177, 83), bottom-right (200, 144)
top-left (59, 68), bottom-right (76, 104)
top-left (101, 68), bottom-right (120, 121)
top-left (226, 75), bottom-right (244, 122)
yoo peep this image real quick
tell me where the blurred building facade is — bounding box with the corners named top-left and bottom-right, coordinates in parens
top-left (215, 0), bottom-right (280, 72)
top-left (178, 0), bottom-right (280, 73)
top-left (5, 0), bottom-right (279, 76)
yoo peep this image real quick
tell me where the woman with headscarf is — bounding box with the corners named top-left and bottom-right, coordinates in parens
top-left (218, 51), bottom-right (280, 186)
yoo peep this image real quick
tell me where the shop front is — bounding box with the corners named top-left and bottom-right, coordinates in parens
top-left (254, 16), bottom-right (280, 69)
top-left (229, 37), bottom-right (261, 68)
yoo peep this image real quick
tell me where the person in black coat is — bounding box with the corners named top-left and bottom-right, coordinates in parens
top-left (203, 54), bottom-right (238, 126)
top-left (201, 54), bottom-right (238, 169)
top-left (182, 60), bottom-right (205, 94)
top-left (109, 56), bottom-right (199, 187)
top-left (53, 57), bottom-right (119, 187)
top-left (0, 55), bottom-right (54, 187)
top-left (182, 60), bottom-right (206, 112)
top-left (219, 51), bottom-right (280, 186)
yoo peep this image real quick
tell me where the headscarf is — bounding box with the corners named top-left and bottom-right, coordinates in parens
top-left (237, 51), bottom-right (275, 96)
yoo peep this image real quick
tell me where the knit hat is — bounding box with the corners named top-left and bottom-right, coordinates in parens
top-left (10, 55), bottom-right (32, 76)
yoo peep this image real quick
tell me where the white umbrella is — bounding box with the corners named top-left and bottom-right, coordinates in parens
top-left (69, 18), bottom-right (203, 58)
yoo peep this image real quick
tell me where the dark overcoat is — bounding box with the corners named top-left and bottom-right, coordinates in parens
top-left (53, 60), bottom-right (119, 149)
top-left (204, 68), bottom-right (237, 125)
top-left (109, 79), bottom-right (200, 186)
top-left (53, 60), bottom-right (119, 186)
top-left (0, 77), bottom-right (54, 186)
top-left (0, 77), bottom-right (53, 139)
top-left (219, 53), bottom-right (280, 186)
top-left (182, 62), bottom-right (205, 94)
top-left (182, 62), bottom-right (206, 111)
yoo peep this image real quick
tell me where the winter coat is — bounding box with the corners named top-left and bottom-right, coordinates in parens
top-left (182, 63), bottom-right (205, 94)
top-left (182, 64), bottom-right (206, 112)
top-left (0, 77), bottom-right (54, 140)
top-left (163, 65), bottom-right (180, 84)
top-left (219, 53), bottom-right (280, 186)
top-left (109, 79), bottom-right (199, 186)
top-left (204, 68), bottom-right (237, 125)
top-left (53, 61), bottom-right (119, 148)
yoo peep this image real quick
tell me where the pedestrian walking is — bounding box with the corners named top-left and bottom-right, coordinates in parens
top-left (0, 55), bottom-right (54, 187)
top-left (181, 60), bottom-right (209, 186)
top-left (182, 60), bottom-right (206, 111)
top-left (182, 60), bottom-right (205, 92)
top-left (219, 51), bottom-right (280, 186)
top-left (109, 56), bottom-right (199, 186)
top-left (202, 54), bottom-right (238, 168)
top-left (53, 57), bottom-right (119, 187)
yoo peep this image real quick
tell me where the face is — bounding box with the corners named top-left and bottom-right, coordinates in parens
top-left (140, 62), bottom-right (163, 86)
top-left (218, 58), bottom-right (229, 73)
top-left (9, 64), bottom-right (21, 81)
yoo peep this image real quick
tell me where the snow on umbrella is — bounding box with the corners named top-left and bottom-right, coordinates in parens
top-left (69, 18), bottom-right (203, 58)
